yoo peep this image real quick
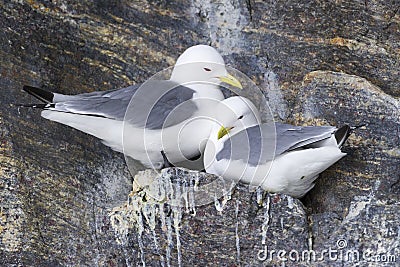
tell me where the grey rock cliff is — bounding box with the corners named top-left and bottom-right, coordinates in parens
top-left (1, 0), bottom-right (399, 266)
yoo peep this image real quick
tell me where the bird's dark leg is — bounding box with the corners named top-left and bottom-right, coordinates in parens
top-left (161, 150), bottom-right (175, 168)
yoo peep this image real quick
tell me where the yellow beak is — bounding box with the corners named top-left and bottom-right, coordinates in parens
top-left (217, 126), bottom-right (234, 140)
top-left (218, 73), bottom-right (243, 89)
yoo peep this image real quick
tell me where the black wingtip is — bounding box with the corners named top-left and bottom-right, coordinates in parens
top-left (335, 123), bottom-right (366, 148)
top-left (23, 85), bottom-right (54, 103)
top-left (335, 125), bottom-right (351, 148)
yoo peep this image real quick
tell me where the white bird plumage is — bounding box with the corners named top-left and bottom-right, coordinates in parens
top-left (204, 96), bottom-right (351, 198)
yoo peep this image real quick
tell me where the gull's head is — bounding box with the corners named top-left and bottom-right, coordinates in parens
top-left (170, 45), bottom-right (242, 89)
top-left (212, 96), bottom-right (261, 140)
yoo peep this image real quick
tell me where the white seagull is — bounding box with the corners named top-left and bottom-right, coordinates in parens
top-left (204, 96), bottom-right (354, 198)
top-left (23, 45), bottom-right (242, 169)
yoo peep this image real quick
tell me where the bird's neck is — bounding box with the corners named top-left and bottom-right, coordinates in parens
top-left (184, 83), bottom-right (224, 100)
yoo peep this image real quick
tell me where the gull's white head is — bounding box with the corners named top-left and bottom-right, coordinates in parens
top-left (175, 45), bottom-right (225, 66)
top-left (170, 45), bottom-right (242, 89)
top-left (211, 96), bottom-right (261, 140)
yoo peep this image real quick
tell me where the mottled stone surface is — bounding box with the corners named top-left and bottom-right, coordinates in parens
top-left (109, 168), bottom-right (310, 267)
top-left (1, 0), bottom-right (399, 266)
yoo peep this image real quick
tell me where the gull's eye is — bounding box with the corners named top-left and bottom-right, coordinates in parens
top-left (238, 115), bottom-right (244, 120)
top-left (203, 67), bottom-right (212, 72)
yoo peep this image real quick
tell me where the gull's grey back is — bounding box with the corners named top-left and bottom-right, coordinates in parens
top-left (125, 80), bottom-right (198, 130)
top-left (216, 123), bottom-right (336, 166)
top-left (50, 84), bottom-right (140, 120)
top-left (50, 81), bottom-right (198, 130)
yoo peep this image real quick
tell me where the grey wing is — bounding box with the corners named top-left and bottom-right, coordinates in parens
top-left (49, 84), bottom-right (140, 120)
top-left (216, 123), bottom-right (336, 166)
top-left (119, 80), bottom-right (198, 130)
top-left (274, 123), bottom-right (336, 154)
top-left (216, 124), bottom-right (275, 166)
top-left (48, 80), bottom-right (198, 129)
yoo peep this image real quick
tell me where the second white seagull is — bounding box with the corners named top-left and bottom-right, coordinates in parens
top-left (204, 96), bottom-right (353, 198)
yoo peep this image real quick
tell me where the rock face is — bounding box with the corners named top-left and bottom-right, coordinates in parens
top-left (1, 0), bottom-right (399, 266)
